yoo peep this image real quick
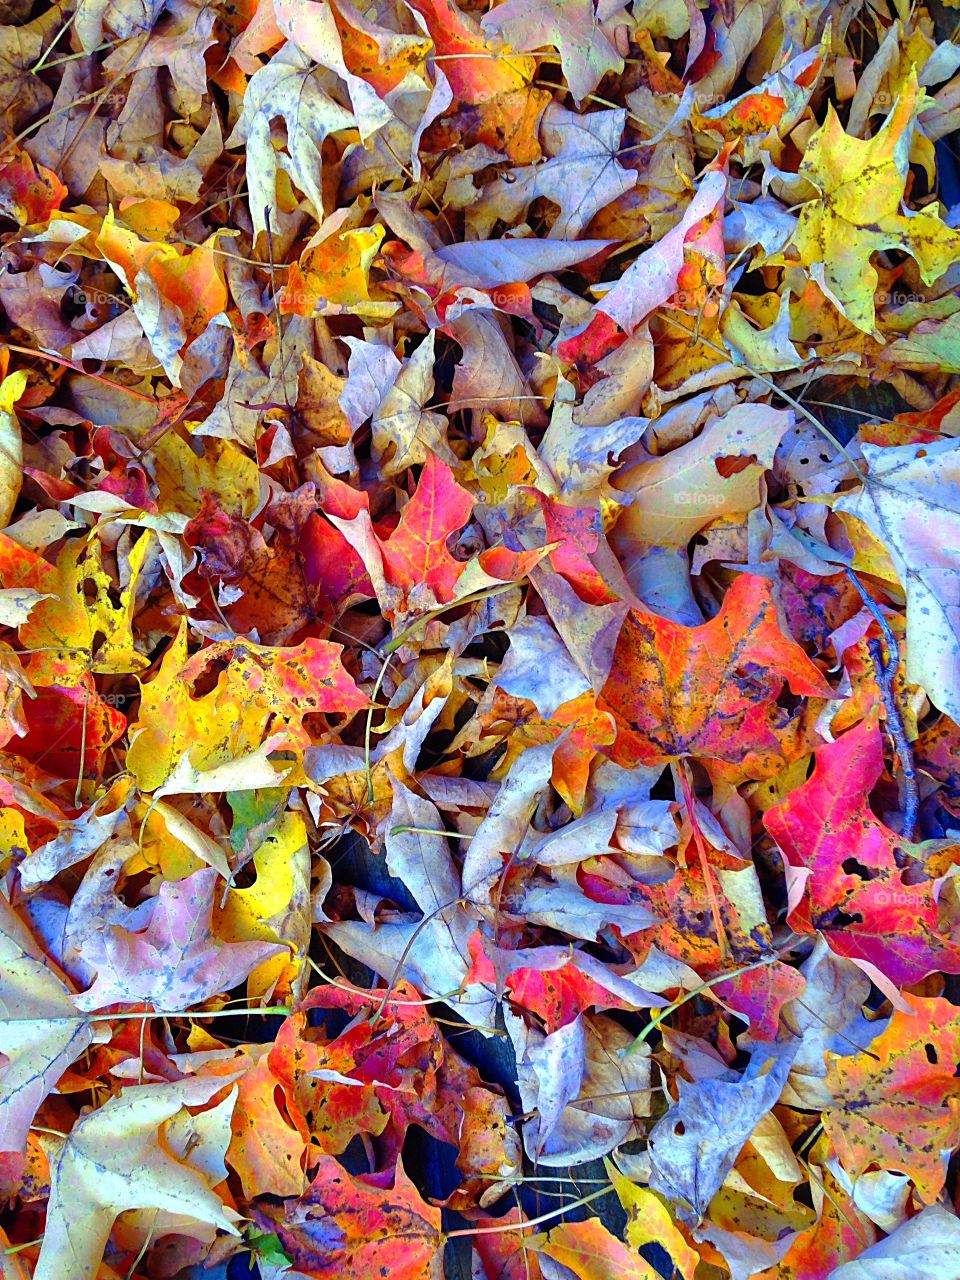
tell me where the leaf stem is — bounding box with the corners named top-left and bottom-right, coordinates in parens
top-left (445, 1184), bottom-right (615, 1237)
top-left (390, 824), bottom-right (473, 839)
top-left (2, 1006), bottom-right (292, 1024)
top-left (624, 953), bottom-right (780, 1055)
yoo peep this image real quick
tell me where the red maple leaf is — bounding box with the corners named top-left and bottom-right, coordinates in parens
top-left (377, 452), bottom-right (474, 602)
top-left (765, 717), bottom-right (960, 987)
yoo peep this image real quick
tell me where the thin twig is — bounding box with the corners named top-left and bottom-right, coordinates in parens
top-left (843, 567), bottom-right (919, 839)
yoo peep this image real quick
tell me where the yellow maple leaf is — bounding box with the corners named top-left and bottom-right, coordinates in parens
top-left (19, 533), bottom-right (152, 685)
top-left (127, 621), bottom-right (366, 793)
top-left (787, 70), bottom-right (960, 333)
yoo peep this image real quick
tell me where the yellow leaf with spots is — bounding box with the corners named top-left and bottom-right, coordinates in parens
top-left (607, 1164), bottom-right (699, 1280)
top-left (786, 71), bottom-right (960, 333)
top-left (298, 355), bottom-right (352, 445)
top-left (473, 420), bottom-right (542, 507)
top-left (151, 433), bottom-right (261, 517)
top-left (18, 533), bottom-right (152, 686)
top-left (0, 807), bottom-right (28, 875)
top-left (281, 223), bottom-right (396, 319)
top-left (127, 621), bottom-right (367, 793)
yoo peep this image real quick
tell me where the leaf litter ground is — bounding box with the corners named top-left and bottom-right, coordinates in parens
top-left (2, 0), bottom-right (960, 1278)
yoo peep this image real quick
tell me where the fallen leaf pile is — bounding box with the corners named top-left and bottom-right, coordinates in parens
top-left (3, 0), bottom-right (960, 1276)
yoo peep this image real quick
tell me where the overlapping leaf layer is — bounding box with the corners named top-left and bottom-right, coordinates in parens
top-left (1, 0), bottom-right (960, 1277)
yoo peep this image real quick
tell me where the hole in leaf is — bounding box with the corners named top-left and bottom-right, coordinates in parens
top-left (841, 856), bottom-right (874, 878)
top-left (715, 453), bottom-right (757, 478)
top-left (638, 1242), bottom-right (674, 1278)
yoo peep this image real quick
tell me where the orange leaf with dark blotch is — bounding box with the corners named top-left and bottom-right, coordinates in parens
top-left (446, 1084), bottom-right (520, 1209)
top-left (420, 84), bottom-right (552, 164)
top-left (0, 148), bottom-right (66, 225)
top-left (582, 862), bottom-right (733, 970)
top-left (600, 573), bottom-right (831, 774)
top-left (329, 0), bottom-right (431, 95)
top-left (13, 534), bottom-right (151, 688)
top-left (256, 1154), bottom-right (442, 1280)
top-left (296, 982), bottom-right (515, 1190)
top-left (822, 993), bottom-right (960, 1202)
top-left (126, 622), bottom-right (365, 793)
top-left (765, 718), bottom-right (960, 986)
top-left (185, 633), bottom-right (368, 730)
top-left (581, 849), bottom-right (802, 1039)
top-left (779, 563), bottom-right (862, 655)
top-left (275, 637), bottom-right (369, 715)
top-left (700, 91), bottom-right (787, 140)
top-left (267, 1012), bottom-right (389, 1153)
top-left (915, 714), bottom-right (960, 809)
top-left (536, 1218), bottom-right (660, 1280)
top-left (377, 452), bottom-right (474, 602)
